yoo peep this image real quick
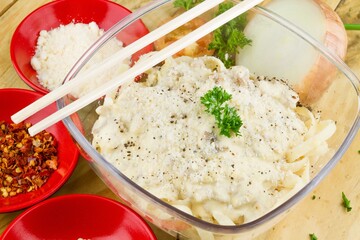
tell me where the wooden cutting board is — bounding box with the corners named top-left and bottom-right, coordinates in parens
top-left (0, 1), bottom-right (359, 239)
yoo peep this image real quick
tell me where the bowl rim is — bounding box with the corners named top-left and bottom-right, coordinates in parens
top-left (1, 193), bottom-right (157, 240)
top-left (9, 0), bottom-right (141, 95)
top-left (0, 88), bottom-right (79, 213)
top-left (58, 3), bottom-right (360, 235)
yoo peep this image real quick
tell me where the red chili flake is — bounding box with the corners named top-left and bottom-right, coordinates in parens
top-left (0, 121), bottom-right (58, 198)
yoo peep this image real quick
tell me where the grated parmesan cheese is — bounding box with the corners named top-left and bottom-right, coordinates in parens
top-left (31, 21), bottom-right (130, 97)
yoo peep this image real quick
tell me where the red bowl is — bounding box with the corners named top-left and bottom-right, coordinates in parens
top-left (0, 88), bottom-right (79, 212)
top-left (1, 194), bottom-right (157, 240)
top-left (10, 0), bottom-right (151, 94)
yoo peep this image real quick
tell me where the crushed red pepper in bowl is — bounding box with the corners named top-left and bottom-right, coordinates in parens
top-left (0, 88), bottom-right (78, 212)
top-left (0, 121), bottom-right (58, 198)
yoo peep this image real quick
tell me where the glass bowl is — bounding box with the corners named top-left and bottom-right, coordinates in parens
top-left (57, 1), bottom-right (360, 239)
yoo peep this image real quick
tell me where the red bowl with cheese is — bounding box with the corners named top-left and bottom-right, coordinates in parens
top-left (10, 0), bottom-right (151, 94)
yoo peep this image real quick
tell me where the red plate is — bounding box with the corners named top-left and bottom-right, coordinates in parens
top-left (0, 89), bottom-right (79, 212)
top-left (1, 194), bottom-right (157, 240)
top-left (10, 0), bottom-right (151, 94)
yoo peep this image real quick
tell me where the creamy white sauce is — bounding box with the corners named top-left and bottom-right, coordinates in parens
top-left (92, 56), bottom-right (309, 223)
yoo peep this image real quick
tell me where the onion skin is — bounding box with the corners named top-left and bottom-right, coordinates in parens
top-left (242, 0), bottom-right (348, 104)
top-left (298, 0), bottom-right (347, 103)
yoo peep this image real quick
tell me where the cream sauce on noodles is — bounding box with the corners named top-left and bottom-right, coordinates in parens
top-left (92, 56), bottom-right (334, 224)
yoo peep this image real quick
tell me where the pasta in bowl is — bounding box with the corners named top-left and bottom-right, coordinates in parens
top-left (58, 0), bottom-right (359, 239)
top-left (92, 56), bottom-right (335, 225)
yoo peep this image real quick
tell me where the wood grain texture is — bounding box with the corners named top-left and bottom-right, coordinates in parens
top-left (0, 0), bottom-right (359, 239)
top-left (0, 0), bottom-right (16, 16)
top-left (325, 0), bottom-right (342, 9)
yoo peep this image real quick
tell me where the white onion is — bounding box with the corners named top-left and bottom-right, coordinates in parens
top-left (236, 0), bottom-right (347, 104)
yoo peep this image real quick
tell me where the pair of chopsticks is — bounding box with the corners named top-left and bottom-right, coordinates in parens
top-left (12, 0), bottom-right (264, 136)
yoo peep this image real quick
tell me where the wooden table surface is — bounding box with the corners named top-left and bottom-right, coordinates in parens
top-left (0, 0), bottom-right (359, 239)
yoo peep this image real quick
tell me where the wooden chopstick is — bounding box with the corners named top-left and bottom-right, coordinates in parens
top-left (11, 0), bottom-right (223, 124)
top-left (26, 0), bottom-right (264, 136)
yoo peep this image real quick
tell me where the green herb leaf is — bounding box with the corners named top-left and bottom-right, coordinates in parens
top-left (173, 1), bottom-right (251, 68)
top-left (208, 2), bottom-right (252, 68)
top-left (219, 104), bottom-right (242, 137)
top-left (173, 0), bottom-right (204, 10)
top-left (309, 233), bottom-right (318, 240)
top-left (200, 86), bottom-right (242, 137)
top-left (200, 86), bottom-right (232, 113)
top-left (344, 23), bottom-right (360, 31)
top-left (342, 192), bottom-right (352, 212)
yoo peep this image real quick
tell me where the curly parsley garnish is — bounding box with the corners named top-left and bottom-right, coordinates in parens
top-left (342, 192), bottom-right (352, 212)
top-left (309, 233), bottom-right (318, 240)
top-left (208, 2), bottom-right (252, 68)
top-left (173, 1), bottom-right (251, 68)
top-left (200, 86), bottom-right (242, 137)
top-left (173, 0), bottom-right (204, 10)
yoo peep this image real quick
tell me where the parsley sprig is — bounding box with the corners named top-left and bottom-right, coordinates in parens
top-left (342, 192), bottom-right (352, 212)
top-left (200, 86), bottom-right (242, 137)
top-left (173, 1), bottom-right (251, 68)
top-left (173, 0), bottom-right (203, 11)
top-left (309, 233), bottom-right (318, 240)
top-left (208, 2), bottom-right (252, 68)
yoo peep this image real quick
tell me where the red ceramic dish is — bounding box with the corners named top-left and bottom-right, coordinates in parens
top-left (1, 194), bottom-right (157, 240)
top-left (10, 0), bottom-right (151, 94)
top-left (0, 89), bottom-right (79, 212)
